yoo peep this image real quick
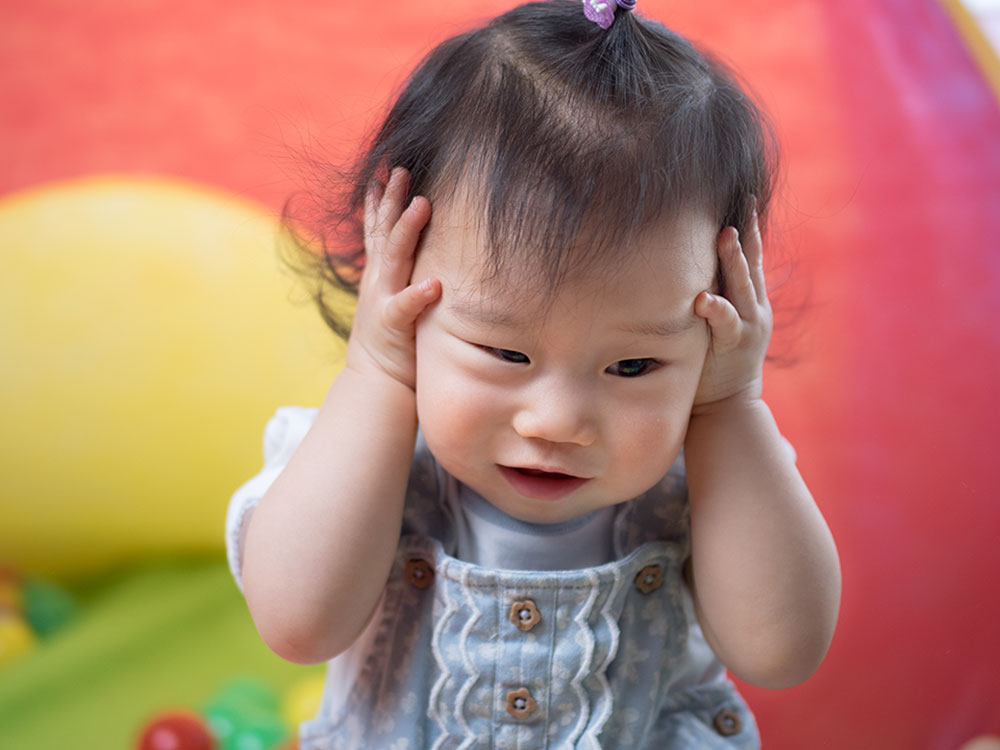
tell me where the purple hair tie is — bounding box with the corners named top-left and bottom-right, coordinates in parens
top-left (583, 0), bottom-right (636, 30)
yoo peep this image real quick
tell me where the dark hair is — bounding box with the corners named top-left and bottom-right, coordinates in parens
top-left (285, 0), bottom-right (779, 338)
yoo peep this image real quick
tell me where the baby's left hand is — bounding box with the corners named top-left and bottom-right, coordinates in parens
top-left (692, 212), bottom-right (772, 411)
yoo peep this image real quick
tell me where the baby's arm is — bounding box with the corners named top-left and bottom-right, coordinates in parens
top-left (685, 215), bottom-right (841, 689)
top-left (240, 169), bottom-right (440, 664)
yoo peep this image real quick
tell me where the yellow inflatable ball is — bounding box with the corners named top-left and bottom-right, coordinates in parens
top-left (0, 175), bottom-right (351, 579)
top-left (282, 674), bottom-right (327, 728)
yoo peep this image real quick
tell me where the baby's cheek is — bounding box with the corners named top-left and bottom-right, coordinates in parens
top-left (416, 369), bottom-right (497, 454)
top-left (613, 406), bottom-right (687, 486)
top-left (418, 378), bottom-right (476, 433)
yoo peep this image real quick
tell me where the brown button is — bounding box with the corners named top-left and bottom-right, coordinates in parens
top-left (634, 564), bottom-right (663, 594)
top-left (505, 687), bottom-right (537, 719)
top-left (713, 708), bottom-right (743, 736)
top-left (509, 600), bottom-right (541, 632)
top-left (404, 558), bottom-right (434, 589)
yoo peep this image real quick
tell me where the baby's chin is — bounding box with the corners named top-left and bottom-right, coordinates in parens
top-left (475, 477), bottom-right (623, 526)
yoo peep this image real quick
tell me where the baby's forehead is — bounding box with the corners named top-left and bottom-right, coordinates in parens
top-left (442, 265), bottom-right (708, 345)
top-left (429, 234), bottom-right (716, 339)
top-left (421, 199), bottom-right (719, 292)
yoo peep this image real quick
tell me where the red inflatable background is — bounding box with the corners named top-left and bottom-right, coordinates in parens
top-left (2, 0), bottom-right (999, 747)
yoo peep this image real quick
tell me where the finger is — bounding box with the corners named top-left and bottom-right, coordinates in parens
top-left (384, 277), bottom-right (442, 331)
top-left (375, 168), bottom-right (410, 245)
top-left (744, 209), bottom-right (767, 306)
top-left (718, 227), bottom-right (756, 321)
top-left (381, 195), bottom-right (432, 290)
top-left (694, 290), bottom-right (742, 349)
top-left (363, 177), bottom-right (386, 242)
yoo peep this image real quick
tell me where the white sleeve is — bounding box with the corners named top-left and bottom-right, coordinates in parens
top-left (225, 406), bottom-right (318, 592)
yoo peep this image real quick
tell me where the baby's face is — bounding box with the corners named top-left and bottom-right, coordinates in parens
top-left (411, 199), bottom-right (719, 524)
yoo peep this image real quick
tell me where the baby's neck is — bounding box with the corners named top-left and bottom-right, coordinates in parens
top-left (452, 485), bottom-right (617, 570)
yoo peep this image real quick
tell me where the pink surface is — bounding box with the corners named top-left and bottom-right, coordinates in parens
top-left (2, 0), bottom-right (998, 746)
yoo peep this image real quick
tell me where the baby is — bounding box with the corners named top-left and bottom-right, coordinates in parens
top-left (227, 1), bottom-right (841, 747)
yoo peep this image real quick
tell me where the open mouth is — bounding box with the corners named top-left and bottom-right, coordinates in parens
top-left (514, 468), bottom-right (575, 480)
top-left (498, 465), bottom-right (590, 501)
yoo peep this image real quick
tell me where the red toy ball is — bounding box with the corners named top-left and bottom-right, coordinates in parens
top-left (136, 711), bottom-right (215, 750)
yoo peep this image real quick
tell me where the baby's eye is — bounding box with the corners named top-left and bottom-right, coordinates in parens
top-left (481, 346), bottom-right (530, 364)
top-left (606, 358), bottom-right (661, 378)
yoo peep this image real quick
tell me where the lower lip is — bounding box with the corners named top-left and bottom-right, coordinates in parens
top-left (498, 466), bottom-right (590, 501)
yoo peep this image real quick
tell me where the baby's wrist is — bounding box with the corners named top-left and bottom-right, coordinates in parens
top-left (343, 343), bottom-right (418, 394)
top-left (336, 359), bottom-right (420, 407)
top-left (689, 381), bottom-right (764, 420)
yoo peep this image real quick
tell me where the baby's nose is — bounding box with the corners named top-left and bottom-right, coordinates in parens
top-left (511, 382), bottom-right (597, 447)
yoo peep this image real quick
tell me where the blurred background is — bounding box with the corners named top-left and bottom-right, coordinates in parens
top-left (1, 0), bottom-right (998, 747)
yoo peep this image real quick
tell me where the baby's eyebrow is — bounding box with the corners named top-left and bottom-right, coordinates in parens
top-left (447, 298), bottom-right (525, 329)
top-left (448, 297), bottom-right (700, 338)
top-left (614, 315), bottom-right (701, 338)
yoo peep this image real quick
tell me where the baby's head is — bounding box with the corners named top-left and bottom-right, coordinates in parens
top-left (300, 0), bottom-right (777, 331)
top-left (294, 0), bottom-right (780, 520)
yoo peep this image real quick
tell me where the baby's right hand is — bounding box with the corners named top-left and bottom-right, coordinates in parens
top-left (345, 167), bottom-right (441, 391)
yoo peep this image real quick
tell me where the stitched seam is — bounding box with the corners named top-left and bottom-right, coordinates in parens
top-left (431, 555), bottom-right (681, 589)
top-left (566, 570), bottom-right (598, 746)
top-left (543, 587), bottom-right (556, 750)
top-left (583, 564), bottom-right (623, 747)
top-left (431, 573), bottom-right (678, 590)
top-left (455, 566), bottom-right (483, 749)
top-left (492, 584), bottom-right (500, 750)
top-left (429, 558), bottom-right (457, 750)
